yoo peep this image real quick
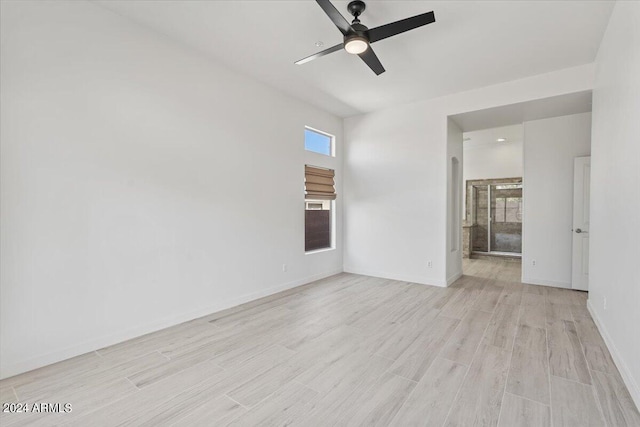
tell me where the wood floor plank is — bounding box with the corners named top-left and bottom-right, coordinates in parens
top-left (197, 345), bottom-right (300, 408)
top-left (288, 325), bottom-right (369, 376)
top-left (546, 302), bottom-right (574, 323)
top-left (550, 375), bottom-right (605, 427)
top-left (15, 351), bottom-right (167, 401)
top-left (374, 323), bottom-right (425, 361)
top-left (6, 377), bottom-right (138, 427)
top-left (400, 301), bottom-right (441, 330)
top-left (127, 349), bottom-right (216, 389)
top-left (472, 282), bottom-right (504, 313)
top-left (70, 345), bottom-right (287, 426)
top-left (523, 283), bottom-right (547, 295)
top-left (444, 344), bottom-right (511, 427)
top-left (519, 293), bottom-right (546, 329)
top-left (290, 353), bottom-right (393, 426)
top-left (498, 392), bottom-right (551, 427)
top-left (546, 287), bottom-right (576, 306)
top-left (208, 338), bottom-right (277, 370)
top-left (570, 303), bottom-right (591, 320)
top-left (295, 351), bottom-right (387, 394)
top-left (338, 372), bottom-right (416, 426)
top-left (547, 320), bottom-right (592, 384)
top-left (507, 325), bottom-right (550, 405)
top-left (0, 352), bottom-right (101, 389)
top-left (441, 286), bottom-right (485, 319)
top-left (270, 310), bottom-right (343, 351)
top-left (226, 358), bottom-right (308, 407)
top-left (572, 316), bottom-right (618, 375)
top-left (96, 320), bottom-right (212, 362)
top-left (592, 370), bottom-right (640, 427)
top-left (483, 303), bottom-right (520, 350)
top-left (207, 299), bottom-right (297, 329)
top-left (521, 292), bottom-right (545, 307)
top-left (389, 315), bottom-right (460, 381)
top-left (439, 309), bottom-right (493, 365)
top-left (66, 360), bottom-right (226, 427)
top-left (426, 287), bottom-right (465, 311)
top-left (171, 394), bottom-right (246, 426)
top-left (390, 357), bottom-right (468, 427)
top-left (226, 381), bottom-right (318, 427)
top-left (497, 282), bottom-right (523, 306)
top-left (0, 260), bottom-right (635, 427)
top-left (157, 324), bottom-right (239, 359)
top-left (0, 384), bottom-right (17, 403)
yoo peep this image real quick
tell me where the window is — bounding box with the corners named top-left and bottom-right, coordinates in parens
top-left (305, 165), bottom-right (335, 252)
top-left (306, 202), bottom-right (324, 210)
top-left (304, 127), bottom-right (333, 156)
top-left (494, 197), bottom-right (522, 223)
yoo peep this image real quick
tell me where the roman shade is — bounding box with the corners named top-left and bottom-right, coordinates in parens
top-left (305, 165), bottom-right (336, 200)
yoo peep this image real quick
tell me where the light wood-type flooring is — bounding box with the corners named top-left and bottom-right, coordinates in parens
top-left (1, 259), bottom-right (639, 426)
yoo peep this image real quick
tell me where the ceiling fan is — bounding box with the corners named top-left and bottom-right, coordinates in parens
top-left (295, 0), bottom-right (436, 75)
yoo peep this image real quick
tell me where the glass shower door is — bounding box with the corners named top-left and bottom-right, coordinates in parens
top-left (490, 184), bottom-right (523, 253)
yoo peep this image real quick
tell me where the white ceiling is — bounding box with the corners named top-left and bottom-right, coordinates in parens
top-left (463, 124), bottom-right (523, 149)
top-left (94, 1), bottom-right (614, 117)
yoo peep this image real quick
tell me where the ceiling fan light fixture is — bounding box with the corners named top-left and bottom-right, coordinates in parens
top-left (295, 0), bottom-right (435, 75)
top-left (344, 35), bottom-right (369, 54)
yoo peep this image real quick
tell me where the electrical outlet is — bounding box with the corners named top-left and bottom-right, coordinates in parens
top-left (427, 261), bottom-right (433, 268)
top-left (282, 264), bottom-right (287, 272)
top-left (603, 297), bottom-right (607, 310)
top-left (532, 259), bottom-right (537, 267)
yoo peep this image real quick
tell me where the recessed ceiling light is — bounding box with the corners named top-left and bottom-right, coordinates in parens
top-left (497, 138), bottom-right (507, 142)
top-left (315, 41), bottom-right (324, 47)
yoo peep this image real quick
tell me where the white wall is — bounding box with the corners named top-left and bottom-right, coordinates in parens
top-left (446, 119), bottom-right (463, 283)
top-left (463, 130), bottom-right (524, 221)
top-left (0, 1), bottom-right (343, 378)
top-left (464, 141), bottom-right (524, 185)
top-left (588, 1), bottom-right (640, 408)
top-left (522, 113), bottom-right (592, 288)
top-left (344, 64), bottom-right (595, 286)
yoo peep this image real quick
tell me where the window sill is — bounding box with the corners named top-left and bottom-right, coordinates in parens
top-left (305, 247), bottom-right (335, 255)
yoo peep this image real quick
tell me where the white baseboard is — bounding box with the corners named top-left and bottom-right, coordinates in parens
top-left (343, 267), bottom-right (445, 287)
top-left (447, 271), bottom-right (463, 286)
top-left (587, 300), bottom-right (640, 410)
top-left (0, 269), bottom-right (342, 380)
top-left (521, 276), bottom-right (572, 289)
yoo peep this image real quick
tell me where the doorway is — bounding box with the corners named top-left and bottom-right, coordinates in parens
top-left (467, 178), bottom-right (523, 259)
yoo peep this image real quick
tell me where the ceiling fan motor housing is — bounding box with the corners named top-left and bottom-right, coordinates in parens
top-left (344, 22), bottom-right (369, 47)
top-left (347, 1), bottom-right (366, 19)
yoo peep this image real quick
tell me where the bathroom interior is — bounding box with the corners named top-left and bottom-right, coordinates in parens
top-left (466, 179), bottom-right (522, 259)
top-left (461, 124), bottom-right (524, 261)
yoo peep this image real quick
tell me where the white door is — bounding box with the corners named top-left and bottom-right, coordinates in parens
top-left (572, 156), bottom-right (591, 291)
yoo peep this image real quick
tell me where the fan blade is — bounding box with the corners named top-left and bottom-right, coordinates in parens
top-left (295, 43), bottom-right (343, 65)
top-left (368, 11), bottom-right (435, 43)
top-left (358, 46), bottom-right (385, 75)
top-left (315, 0), bottom-right (354, 36)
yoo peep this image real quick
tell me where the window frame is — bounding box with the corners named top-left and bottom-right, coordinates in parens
top-left (304, 126), bottom-right (335, 157)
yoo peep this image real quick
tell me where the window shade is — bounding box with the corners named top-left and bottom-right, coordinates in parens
top-left (305, 165), bottom-right (336, 200)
